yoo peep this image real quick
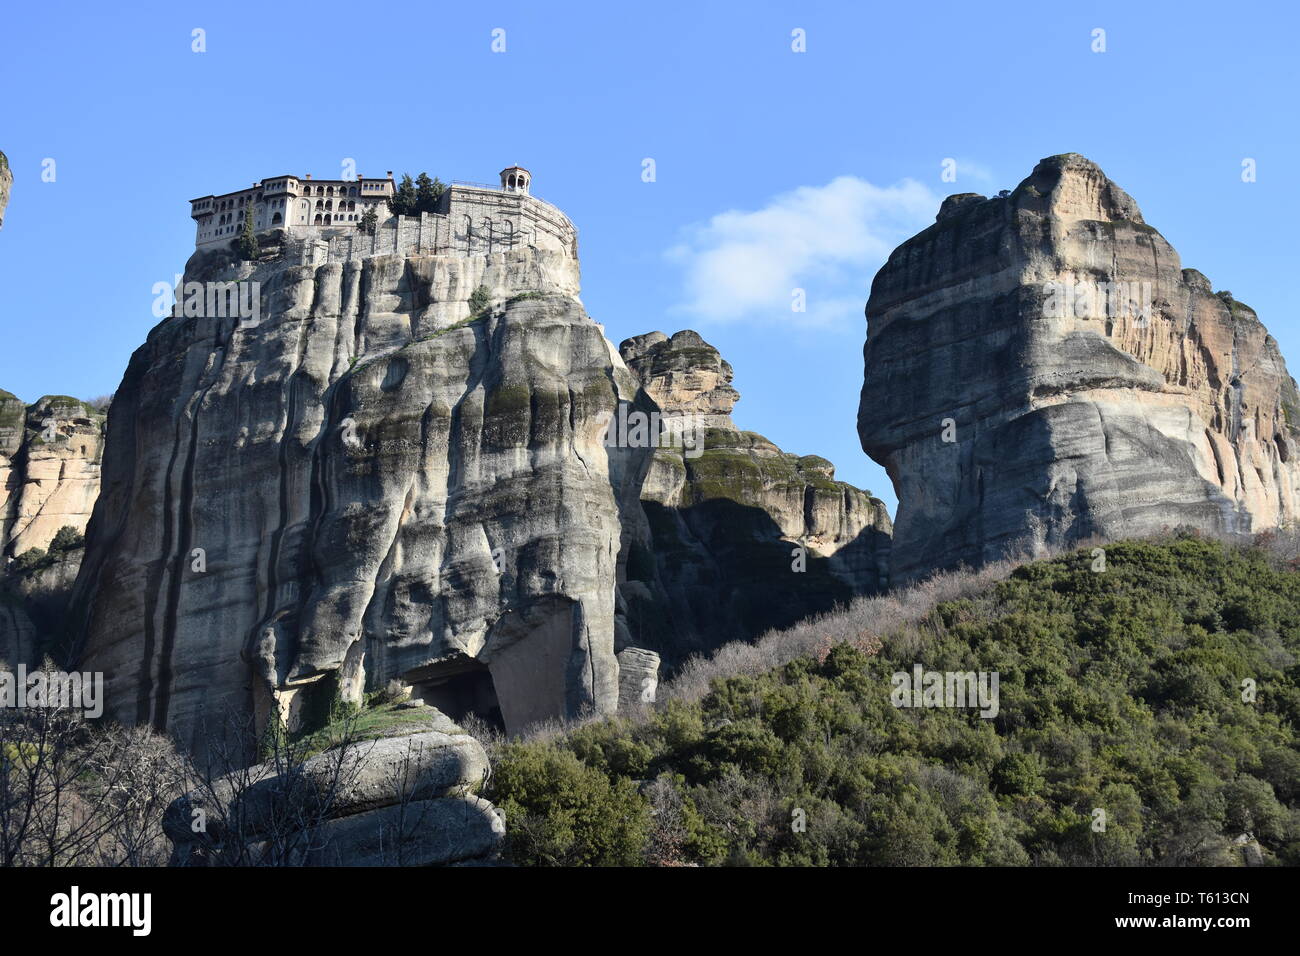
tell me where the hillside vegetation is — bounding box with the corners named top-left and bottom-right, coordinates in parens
top-left (486, 535), bottom-right (1300, 866)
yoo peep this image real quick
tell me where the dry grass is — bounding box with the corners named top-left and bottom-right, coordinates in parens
top-left (659, 556), bottom-right (1026, 706)
top-left (478, 526), bottom-right (1300, 754)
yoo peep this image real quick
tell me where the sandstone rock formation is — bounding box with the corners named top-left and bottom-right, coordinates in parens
top-left (1, 395), bottom-right (105, 557)
top-left (68, 240), bottom-right (655, 749)
top-left (859, 153), bottom-right (1300, 582)
top-left (164, 703), bottom-right (505, 866)
top-left (1, 392), bottom-right (103, 668)
top-left (616, 645), bottom-right (660, 710)
top-left (0, 390), bottom-right (25, 537)
top-left (0, 150), bottom-right (10, 230)
top-left (623, 330), bottom-right (891, 662)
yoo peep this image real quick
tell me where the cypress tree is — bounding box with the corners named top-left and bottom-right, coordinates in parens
top-left (415, 173), bottom-right (446, 213)
top-left (390, 174), bottom-right (417, 216)
top-left (234, 203), bottom-right (258, 260)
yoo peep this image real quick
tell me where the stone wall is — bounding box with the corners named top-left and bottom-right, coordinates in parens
top-left (228, 185), bottom-right (578, 269)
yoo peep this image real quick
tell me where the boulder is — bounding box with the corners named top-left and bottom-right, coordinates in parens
top-left (164, 709), bottom-right (505, 866)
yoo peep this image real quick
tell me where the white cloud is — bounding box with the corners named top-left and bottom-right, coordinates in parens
top-left (667, 175), bottom-right (941, 325)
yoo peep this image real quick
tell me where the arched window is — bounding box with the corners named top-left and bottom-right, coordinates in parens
top-left (324, 214), bottom-right (331, 224)
top-left (349, 187), bottom-right (357, 196)
top-left (272, 212), bottom-right (282, 224)
top-left (314, 214), bottom-right (322, 224)
top-left (327, 186), bottom-right (334, 196)
top-left (348, 200), bottom-right (355, 211)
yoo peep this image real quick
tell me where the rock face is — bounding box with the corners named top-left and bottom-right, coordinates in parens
top-left (0, 150), bottom-right (10, 230)
top-left (1, 395), bottom-right (105, 557)
top-left (622, 331), bottom-right (891, 663)
top-left (68, 238), bottom-right (654, 749)
top-left (859, 153), bottom-right (1300, 582)
top-left (0, 552), bottom-right (82, 668)
top-left (616, 645), bottom-right (660, 710)
top-left (1, 392), bottom-right (103, 668)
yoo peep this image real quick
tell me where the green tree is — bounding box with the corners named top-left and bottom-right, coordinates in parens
top-left (10, 548), bottom-right (50, 574)
top-left (492, 743), bottom-right (650, 866)
top-left (49, 526), bottom-right (85, 552)
top-left (484, 537), bottom-right (1300, 866)
top-left (414, 173), bottom-right (446, 213)
top-left (234, 204), bottom-right (258, 260)
top-left (389, 174), bottom-right (417, 216)
top-left (358, 206), bottom-right (378, 235)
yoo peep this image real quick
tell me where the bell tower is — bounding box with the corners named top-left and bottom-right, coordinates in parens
top-left (500, 165), bottom-right (531, 195)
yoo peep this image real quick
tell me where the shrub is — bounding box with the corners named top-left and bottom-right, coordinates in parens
top-left (10, 548), bottom-right (51, 574)
top-left (468, 285), bottom-right (492, 316)
top-left (488, 537), bottom-right (1300, 866)
top-left (491, 743), bottom-right (650, 866)
top-left (49, 526), bottom-right (84, 552)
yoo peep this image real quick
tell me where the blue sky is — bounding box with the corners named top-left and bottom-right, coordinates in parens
top-left (1, 0), bottom-right (1297, 513)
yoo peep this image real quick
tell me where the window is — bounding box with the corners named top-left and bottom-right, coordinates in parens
top-left (272, 212), bottom-right (282, 224)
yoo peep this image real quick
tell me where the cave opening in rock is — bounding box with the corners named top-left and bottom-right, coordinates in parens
top-left (406, 658), bottom-right (504, 732)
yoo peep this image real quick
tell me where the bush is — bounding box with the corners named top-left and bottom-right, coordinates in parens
top-left (468, 285), bottom-right (492, 316)
top-left (49, 526), bottom-right (84, 552)
top-left (491, 743), bottom-right (650, 866)
top-left (488, 537), bottom-right (1300, 866)
top-left (10, 548), bottom-right (51, 574)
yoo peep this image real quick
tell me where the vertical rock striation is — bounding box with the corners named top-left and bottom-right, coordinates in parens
top-left (68, 242), bottom-right (653, 748)
top-left (859, 153), bottom-right (1300, 582)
